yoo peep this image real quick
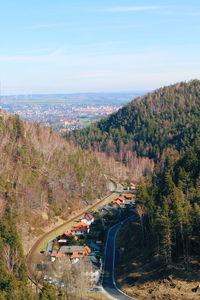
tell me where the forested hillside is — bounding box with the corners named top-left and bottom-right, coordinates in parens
top-left (67, 80), bottom-right (200, 161)
top-left (116, 142), bottom-right (200, 299)
top-left (1, 80), bottom-right (200, 299)
top-left (0, 111), bottom-right (106, 218)
top-left (65, 80), bottom-right (200, 297)
top-left (103, 81), bottom-right (200, 298)
top-left (0, 110), bottom-right (108, 298)
top-left (137, 141), bottom-right (200, 265)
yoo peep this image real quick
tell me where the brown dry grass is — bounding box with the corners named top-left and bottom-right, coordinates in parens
top-left (116, 222), bottom-right (200, 300)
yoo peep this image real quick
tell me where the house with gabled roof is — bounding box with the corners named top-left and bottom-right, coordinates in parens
top-left (81, 214), bottom-right (94, 225)
top-left (71, 222), bottom-right (90, 235)
top-left (112, 196), bottom-right (125, 207)
top-left (123, 193), bottom-right (136, 205)
top-left (130, 182), bottom-right (137, 190)
top-left (124, 193), bottom-right (133, 199)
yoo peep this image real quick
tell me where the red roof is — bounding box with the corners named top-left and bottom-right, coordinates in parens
top-left (124, 194), bottom-right (133, 199)
top-left (85, 214), bottom-right (94, 221)
top-left (113, 196), bottom-right (124, 201)
top-left (72, 222), bottom-right (89, 231)
top-left (71, 246), bottom-right (91, 259)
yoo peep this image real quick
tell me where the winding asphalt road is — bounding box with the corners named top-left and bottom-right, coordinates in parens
top-left (102, 215), bottom-right (137, 300)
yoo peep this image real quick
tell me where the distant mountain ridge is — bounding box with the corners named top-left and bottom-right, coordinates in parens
top-left (1, 91), bottom-right (146, 105)
top-left (67, 80), bottom-right (200, 160)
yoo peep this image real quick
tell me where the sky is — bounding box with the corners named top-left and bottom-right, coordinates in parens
top-left (0, 0), bottom-right (200, 95)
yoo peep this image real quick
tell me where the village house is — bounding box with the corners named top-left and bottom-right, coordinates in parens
top-left (112, 199), bottom-right (123, 207)
top-left (50, 245), bottom-right (85, 260)
top-left (81, 214), bottom-right (94, 225)
top-left (71, 246), bottom-right (91, 261)
top-left (71, 222), bottom-right (90, 235)
top-left (112, 196), bottom-right (125, 207)
top-left (123, 193), bottom-right (136, 205)
top-left (130, 182), bottom-right (137, 190)
top-left (50, 245), bottom-right (92, 262)
top-left (112, 194), bottom-right (136, 207)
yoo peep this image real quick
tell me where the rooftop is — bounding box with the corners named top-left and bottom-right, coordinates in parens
top-left (59, 246), bottom-right (86, 254)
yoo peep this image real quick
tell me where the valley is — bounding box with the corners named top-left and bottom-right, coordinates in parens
top-left (27, 188), bottom-right (137, 299)
top-left (1, 0), bottom-right (199, 298)
top-left (0, 80), bottom-right (200, 299)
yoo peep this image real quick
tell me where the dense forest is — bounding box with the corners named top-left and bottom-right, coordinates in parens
top-left (67, 80), bottom-right (200, 162)
top-left (116, 141), bottom-right (200, 299)
top-left (0, 206), bottom-right (31, 299)
top-left (137, 140), bottom-right (200, 267)
top-left (0, 205), bottom-right (59, 299)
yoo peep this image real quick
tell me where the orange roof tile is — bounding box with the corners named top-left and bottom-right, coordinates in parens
top-left (85, 246), bottom-right (91, 254)
top-left (124, 194), bottom-right (133, 199)
top-left (72, 222), bottom-right (88, 228)
top-left (113, 196), bottom-right (124, 200)
top-left (71, 222), bottom-right (89, 231)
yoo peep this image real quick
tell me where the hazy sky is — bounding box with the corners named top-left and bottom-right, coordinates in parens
top-left (0, 0), bottom-right (200, 95)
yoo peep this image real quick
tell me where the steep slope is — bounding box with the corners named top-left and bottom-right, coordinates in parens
top-left (67, 80), bottom-right (200, 161)
top-left (0, 110), bottom-right (107, 233)
top-left (65, 80), bottom-right (200, 299)
top-left (0, 110), bottom-right (108, 298)
top-left (116, 141), bottom-right (200, 299)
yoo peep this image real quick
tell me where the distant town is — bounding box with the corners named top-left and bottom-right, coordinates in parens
top-left (0, 92), bottom-right (145, 133)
